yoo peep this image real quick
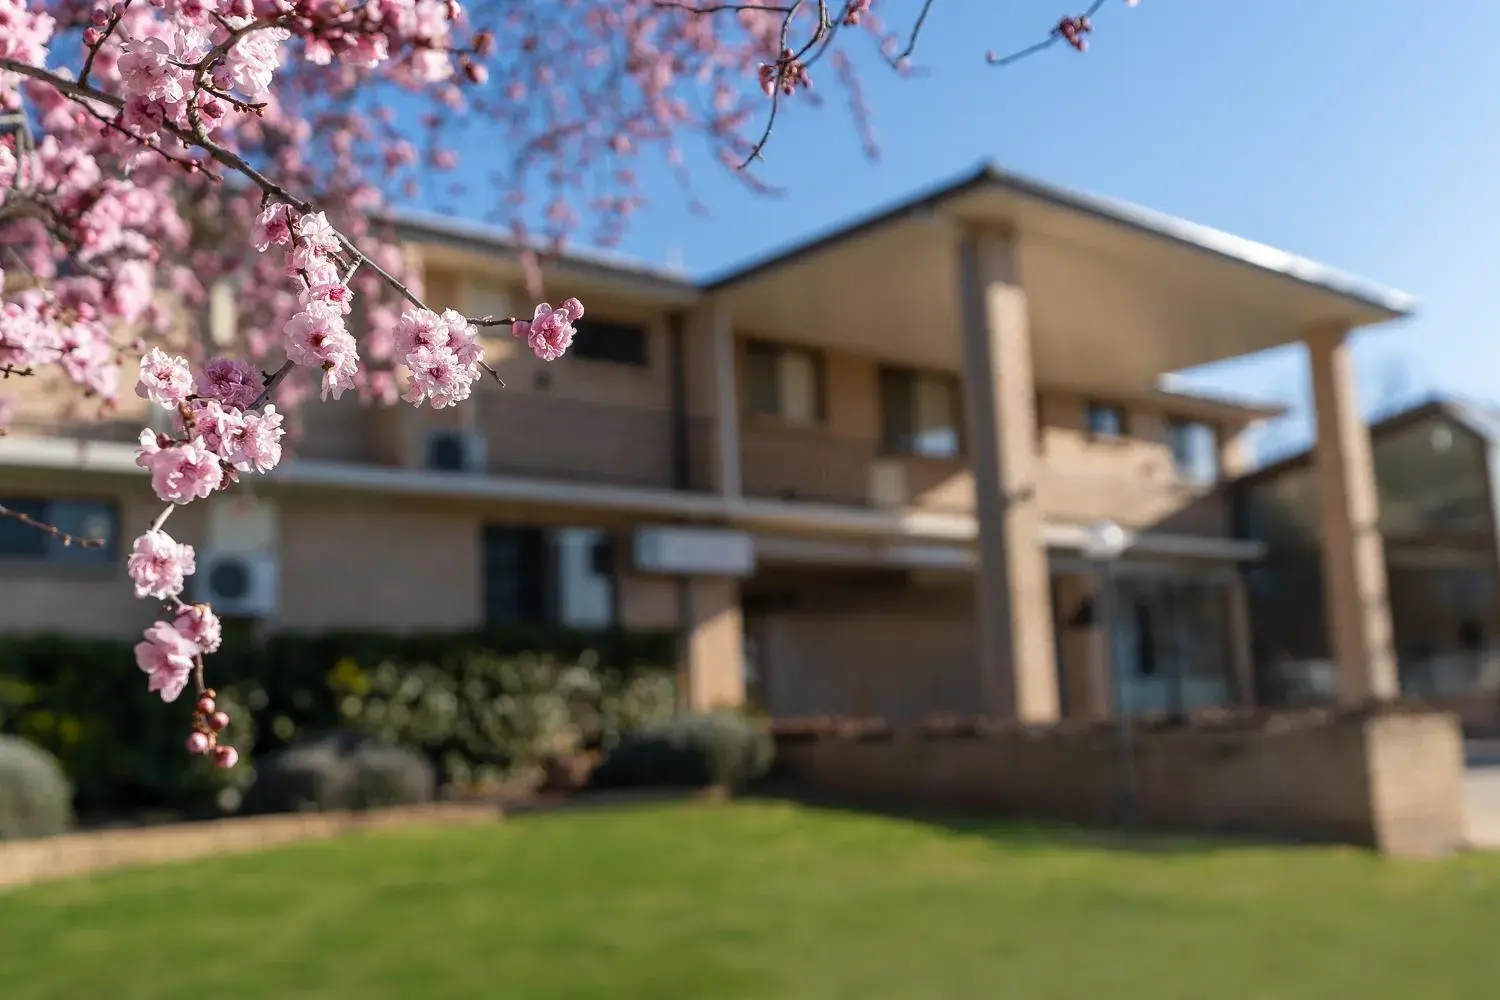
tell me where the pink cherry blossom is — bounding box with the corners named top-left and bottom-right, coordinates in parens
top-left (402, 343), bottom-right (480, 409)
top-left (135, 347), bottom-right (194, 409)
top-left (127, 529), bottom-right (197, 599)
top-left (135, 621), bottom-right (197, 703)
top-left (300, 279), bottom-right (354, 315)
top-left (295, 212), bottom-right (341, 255)
top-left (393, 307), bottom-right (447, 357)
top-left (136, 434), bottom-right (225, 504)
top-left (177, 397), bottom-right (245, 458)
top-left (222, 404), bottom-right (285, 472)
top-left (117, 36), bottom-right (186, 106)
top-left (197, 357), bottom-right (264, 410)
top-left (226, 26), bottom-right (287, 96)
top-left (284, 303), bottom-right (360, 400)
top-left (251, 202), bottom-right (294, 252)
top-left (513, 298), bottom-right (585, 362)
top-left (174, 603), bottom-right (223, 655)
top-left (186, 731), bottom-right (211, 755)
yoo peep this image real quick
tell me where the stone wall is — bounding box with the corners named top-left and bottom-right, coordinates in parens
top-left (772, 707), bottom-right (1467, 858)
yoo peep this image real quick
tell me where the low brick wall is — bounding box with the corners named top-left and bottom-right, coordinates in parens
top-left (773, 707), bottom-right (1467, 858)
top-left (0, 801), bottom-right (504, 891)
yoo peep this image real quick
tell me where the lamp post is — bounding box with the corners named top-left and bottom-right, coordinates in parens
top-left (1082, 520), bottom-right (1136, 830)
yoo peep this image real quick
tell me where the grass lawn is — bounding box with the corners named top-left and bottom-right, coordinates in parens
top-left (2, 799), bottom-right (1498, 999)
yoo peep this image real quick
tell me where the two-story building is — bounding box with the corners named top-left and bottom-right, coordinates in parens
top-left (0, 162), bottom-right (1417, 725)
top-left (1236, 397), bottom-right (1500, 729)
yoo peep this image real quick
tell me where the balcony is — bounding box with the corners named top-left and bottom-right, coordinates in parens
top-left (740, 423), bottom-right (972, 513)
top-left (740, 422), bottom-right (1233, 535)
top-left (17, 397), bottom-right (719, 495)
top-left (298, 393), bottom-right (719, 493)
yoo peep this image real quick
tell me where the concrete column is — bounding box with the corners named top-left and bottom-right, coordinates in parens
top-left (1055, 572), bottom-right (1109, 720)
top-left (1307, 325), bottom-right (1398, 702)
top-left (684, 302), bottom-right (742, 497)
top-left (678, 577), bottom-right (747, 712)
top-left (1225, 572), bottom-right (1255, 706)
top-left (956, 228), bottom-right (1061, 723)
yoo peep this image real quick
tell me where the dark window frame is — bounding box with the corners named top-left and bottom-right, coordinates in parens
top-left (878, 365), bottom-right (965, 459)
top-left (569, 319), bottom-right (650, 366)
top-left (744, 338), bottom-right (827, 425)
top-left (481, 523), bottom-right (618, 630)
top-left (1084, 401), bottom-right (1127, 439)
top-left (1166, 417), bottom-right (1220, 485)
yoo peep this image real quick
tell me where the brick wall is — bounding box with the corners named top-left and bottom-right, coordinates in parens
top-left (773, 708), bottom-right (1467, 858)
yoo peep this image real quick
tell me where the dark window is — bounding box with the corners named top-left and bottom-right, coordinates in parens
top-left (1167, 418), bottom-right (1219, 485)
top-left (745, 340), bottom-right (824, 424)
top-left (0, 498), bottom-right (117, 565)
top-left (1085, 402), bottom-right (1125, 438)
top-left (428, 432), bottom-right (469, 471)
top-left (570, 320), bottom-right (648, 366)
top-left (483, 526), bottom-right (550, 627)
top-left (482, 524), bottom-right (615, 629)
top-left (1134, 601), bottom-right (1158, 677)
top-left (880, 367), bottom-right (963, 458)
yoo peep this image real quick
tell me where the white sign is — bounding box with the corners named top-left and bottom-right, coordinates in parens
top-left (633, 526), bottom-right (755, 578)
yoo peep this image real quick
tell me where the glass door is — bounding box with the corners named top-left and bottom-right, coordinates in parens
top-left (1108, 575), bottom-right (1234, 717)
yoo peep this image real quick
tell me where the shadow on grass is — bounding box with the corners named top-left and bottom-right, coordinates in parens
top-left (742, 781), bottom-right (1287, 859)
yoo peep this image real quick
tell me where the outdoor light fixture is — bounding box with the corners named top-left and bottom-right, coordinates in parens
top-left (1082, 520), bottom-right (1129, 562)
top-left (1082, 519), bottom-right (1138, 831)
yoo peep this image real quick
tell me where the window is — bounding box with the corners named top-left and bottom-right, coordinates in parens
top-left (551, 528), bottom-right (614, 629)
top-left (482, 524), bottom-right (615, 629)
top-left (570, 320), bottom-right (648, 366)
top-left (0, 498), bottom-right (117, 565)
top-left (1168, 419), bottom-right (1219, 485)
top-left (880, 367), bottom-right (963, 459)
top-left (1085, 402), bottom-right (1125, 438)
top-left (745, 340), bottom-right (823, 424)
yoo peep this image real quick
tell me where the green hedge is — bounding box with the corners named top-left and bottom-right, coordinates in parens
top-left (0, 628), bottom-right (677, 819)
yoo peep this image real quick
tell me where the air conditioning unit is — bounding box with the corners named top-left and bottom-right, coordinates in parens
top-left (195, 551), bottom-right (279, 618)
top-left (867, 458), bottom-right (908, 509)
top-left (425, 429), bottom-right (487, 473)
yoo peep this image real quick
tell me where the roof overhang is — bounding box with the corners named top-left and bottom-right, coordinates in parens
top-left (702, 162), bottom-right (1416, 391)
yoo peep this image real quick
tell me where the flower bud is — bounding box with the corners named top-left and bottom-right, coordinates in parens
top-left (213, 745), bottom-right (239, 768)
top-left (186, 732), bottom-right (210, 755)
top-left (209, 711), bottom-right (230, 732)
top-left (197, 696), bottom-right (216, 715)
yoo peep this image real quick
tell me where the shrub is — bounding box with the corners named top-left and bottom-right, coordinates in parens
top-left (0, 735), bottom-right (73, 839)
top-left (590, 712), bottom-right (774, 790)
top-left (242, 731), bottom-right (436, 815)
top-left (0, 628), bottom-right (673, 816)
top-left (331, 652), bottom-right (677, 788)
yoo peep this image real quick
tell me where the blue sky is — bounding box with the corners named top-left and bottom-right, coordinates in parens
top-left (424, 1), bottom-right (1498, 459)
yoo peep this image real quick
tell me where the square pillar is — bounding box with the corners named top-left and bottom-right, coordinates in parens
top-left (1307, 324), bottom-right (1398, 702)
top-left (684, 302), bottom-right (742, 498)
top-left (678, 577), bottom-right (747, 712)
top-left (1225, 572), bottom-right (1256, 706)
top-left (956, 228), bottom-right (1061, 723)
top-left (1056, 571), bottom-right (1109, 720)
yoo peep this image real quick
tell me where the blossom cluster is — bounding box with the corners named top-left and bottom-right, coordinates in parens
top-left (125, 347), bottom-right (288, 766)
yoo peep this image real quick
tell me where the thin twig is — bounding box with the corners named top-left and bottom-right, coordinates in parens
top-left (0, 503), bottom-right (107, 548)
